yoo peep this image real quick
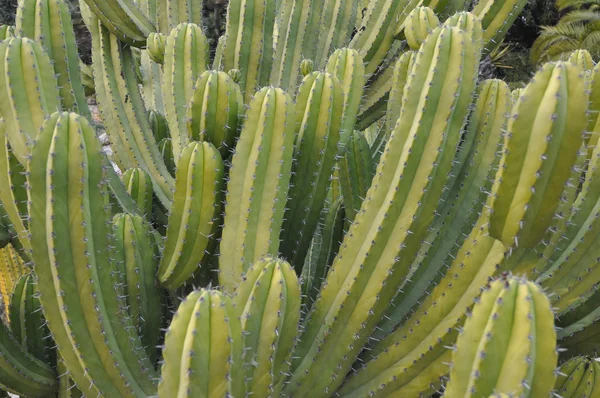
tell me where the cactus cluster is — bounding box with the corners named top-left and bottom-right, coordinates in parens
top-left (0, 0), bottom-right (598, 397)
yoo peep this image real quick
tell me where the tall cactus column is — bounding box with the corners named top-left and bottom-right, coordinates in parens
top-left (28, 112), bottom-right (157, 397)
top-left (285, 25), bottom-right (480, 397)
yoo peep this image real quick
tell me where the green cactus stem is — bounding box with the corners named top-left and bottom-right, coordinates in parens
top-left (444, 276), bottom-right (557, 398)
top-left (554, 356), bottom-right (600, 397)
top-left (233, 257), bottom-right (301, 396)
top-left (187, 70), bottom-right (243, 158)
top-left (338, 130), bottom-right (374, 222)
top-left (158, 141), bottom-right (224, 290)
top-left (162, 23), bottom-right (208, 160)
top-left (280, 71), bottom-right (344, 271)
top-left (17, 0), bottom-right (91, 120)
top-left (401, 7), bottom-right (440, 50)
top-left (473, 0), bottom-right (528, 54)
top-left (489, 61), bottom-right (587, 249)
top-left (0, 37), bottom-right (59, 166)
top-left (121, 168), bottom-right (154, 216)
top-left (219, 87), bottom-right (295, 292)
top-left (222, 0), bottom-right (276, 102)
top-left (157, 289), bottom-right (244, 397)
top-left (28, 112), bottom-right (157, 397)
top-left (285, 25), bottom-right (480, 396)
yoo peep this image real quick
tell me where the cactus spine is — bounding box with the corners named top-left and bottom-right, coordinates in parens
top-left (28, 112), bottom-right (156, 397)
top-left (219, 87), bottom-right (295, 292)
top-left (162, 23), bottom-right (209, 160)
top-left (16, 0), bottom-right (91, 120)
top-left (286, 25), bottom-right (480, 396)
top-left (233, 257), bottom-right (301, 396)
top-left (158, 141), bottom-right (224, 290)
top-left (157, 289), bottom-right (244, 397)
top-left (489, 62), bottom-right (587, 249)
top-left (281, 71), bottom-right (344, 271)
top-left (444, 276), bottom-right (558, 397)
top-left (187, 70), bottom-right (243, 157)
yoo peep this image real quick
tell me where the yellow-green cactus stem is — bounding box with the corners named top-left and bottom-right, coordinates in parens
top-left (473, 0), bottom-right (528, 54)
top-left (79, 0), bottom-right (155, 47)
top-left (121, 168), bottom-right (154, 216)
top-left (0, 244), bottom-right (25, 315)
top-left (148, 109), bottom-right (170, 143)
top-left (0, 313), bottom-right (57, 397)
top-left (554, 356), bottom-right (600, 397)
top-left (326, 48), bottom-right (365, 142)
top-left (489, 61), bottom-right (587, 249)
top-left (312, 0), bottom-right (360, 71)
top-left (0, 25), bottom-right (14, 39)
top-left (349, 0), bottom-right (421, 75)
top-left (401, 7), bottom-right (440, 50)
top-left (0, 121), bottom-right (31, 259)
top-left (158, 141), bottom-right (224, 290)
top-left (162, 23), bottom-right (209, 160)
top-left (187, 70), bottom-right (243, 158)
top-left (87, 13), bottom-right (175, 208)
top-left (222, 0), bottom-right (276, 102)
top-left (568, 49), bottom-right (595, 71)
top-left (281, 72), bottom-right (344, 271)
top-left (158, 138), bottom-right (176, 175)
top-left (166, 0), bottom-right (203, 30)
top-left (385, 51), bottom-right (415, 139)
top-left (147, 32), bottom-right (166, 64)
top-left (300, 59), bottom-right (314, 76)
top-left (79, 61), bottom-right (95, 97)
top-left (212, 36), bottom-right (226, 71)
top-left (0, 207), bottom-right (10, 249)
top-left (28, 112), bottom-right (157, 397)
top-left (219, 87), bottom-right (295, 292)
top-left (0, 37), bottom-right (59, 166)
top-left (584, 63), bottom-right (600, 158)
top-left (338, 130), bottom-right (374, 222)
top-left (113, 213), bottom-right (162, 363)
top-left (286, 25), bottom-right (480, 396)
top-left (9, 274), bottom-right (54, 364)
top-left (57, 357), bottom-right (85, 398)
top-left (444, 276), bottom-right (557, 398)
top-left (233, 257), bottom-right (301, 396)
top-left (301, 197), bottom-right (346, 307)
top-left (157, 289), bottom-right (244, 397)
top-left (16, 0), bottom-right (91, 120)
top-left (376, 78), bottom-right (511, 339)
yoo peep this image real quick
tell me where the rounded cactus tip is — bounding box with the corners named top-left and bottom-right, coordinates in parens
top-left (228, 68), bottom-right (242, 83)
top-left (147, 32), bottom-right (166, 64)
top-left (301, 59), bottom-right (315, 76)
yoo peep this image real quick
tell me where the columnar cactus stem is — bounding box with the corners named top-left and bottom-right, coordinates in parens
top-left (187, 70), bottom-right (243, 157)
top-left (338, 130), bottom-right (374, 222)
top-left (28, 112), bottom-right (157, 397)
top-left (0, 37), bottom-right (59, 166)
top-left (162, 23), bottom-right (208, 160)
top-left (554, 356), bottom-right (600, 397)
top-left (489, 61), bottom-right (587, 249)
top-left (401, 7), bottom-right (440, 50)
top-left (285, 25), bottom-right (480, 396)
top-left (222, 0), bottom-right (276, 102)
top-left (219, 87), bottom-right (295, 292)
top-left (121, 168), bottom-right (154, 216)
top-left (385, 51), bottom-right (415, 139)
top-left (79, 0), bottom-right (155, 47)
top-left (158, 141), bottom-right (224, 290)
top-left (87, 12), bottom-right (175, 207)
top-left (233, 257), bottom-right (301, 397)
top-left (9, 274), bottom-right (54, 364)
top-left (0, 244), bottom-right (25, 320)
top-left (473, 0), bottom-right (528, 54)
top-left (0, 313), bottom-right (57, 397)
top-left (280, 71), bottom-right (344, 271)
top-left (444, 276), bottom-right (557, 397)
top-left (166, 0), bottom-right (203, 28)
top-left (0, 123), bottom-right (31, 259)
top-left (16, 0), bottom-right (91, 120)
top-left (112, 213), bottom-right (162, 362)
top-left (325, 48), bottom-right (365, 141)
top-left (157, 289), bottom-right (244, 397)
top-left (375, 78), bottom-right (511, 340)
